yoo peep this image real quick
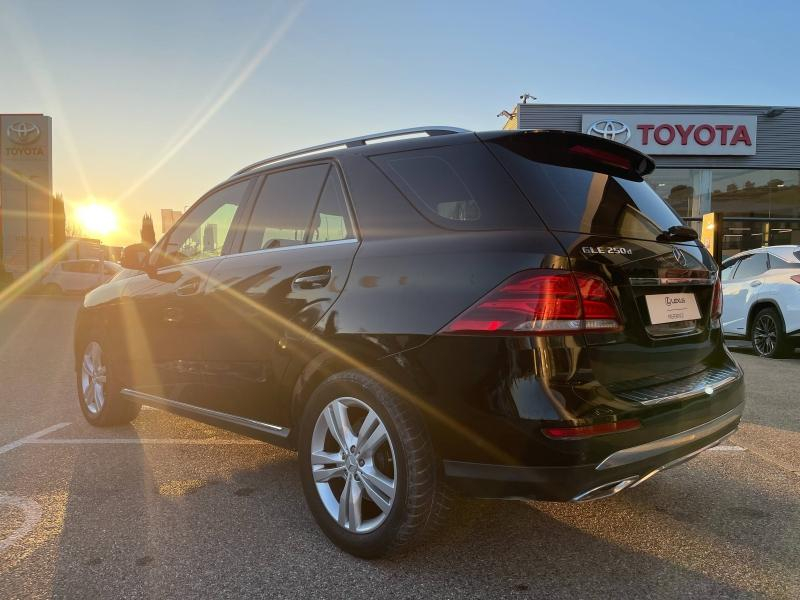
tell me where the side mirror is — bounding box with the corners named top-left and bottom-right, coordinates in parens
top-left (120, 243), bottom-right (151, 271)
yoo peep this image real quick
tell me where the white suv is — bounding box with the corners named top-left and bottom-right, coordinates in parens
top-left (721, 245), bottom-right (800, 357)
top-left (40, 260), bottom-right (122, 295)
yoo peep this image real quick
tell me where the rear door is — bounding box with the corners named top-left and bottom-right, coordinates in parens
top-left (201, 163), bottom-right (358, 427)
top-left (485, 131), bottom-right (723, 391)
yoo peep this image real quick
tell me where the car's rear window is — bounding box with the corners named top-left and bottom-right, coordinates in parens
top-left (370, 142), bottom-right (543, 230)
top-left (487, 142), bottom-right (683, 240)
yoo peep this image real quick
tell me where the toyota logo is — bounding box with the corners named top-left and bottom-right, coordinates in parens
top-left (586, 120), bottom-right (631, 144)
top-left (7, 122), bottom-right (41, 145)
top-left (672, 246), bottom-right (688, 267)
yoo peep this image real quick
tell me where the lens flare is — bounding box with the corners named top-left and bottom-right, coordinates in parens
top-left (75, 203), bottom-right (117, 237)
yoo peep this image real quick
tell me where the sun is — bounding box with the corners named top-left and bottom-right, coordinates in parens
top-left (75, 202), bottom-right (118, 237)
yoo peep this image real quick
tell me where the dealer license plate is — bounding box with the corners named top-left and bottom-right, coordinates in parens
top-left (645, 293), bottom-right (702, 325)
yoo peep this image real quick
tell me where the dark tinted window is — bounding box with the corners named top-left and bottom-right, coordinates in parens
top-left (489, 143), bottom-right (682, 240)
top-left (310, 169), bottom-right (354, 243)
top-left (732, 253), bottom-right (768, 279)
top-left (720, 259), bottom-right (738, 281)
top-left (371, 143), bottom-right (542, 230)
top-left (242, 164), bottom-right (329, 252)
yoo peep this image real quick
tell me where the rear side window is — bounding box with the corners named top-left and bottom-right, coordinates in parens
top-left (488, 142), bottom-right (683, 240)
top-left (732, 253), bottom-right (768, 280)
top-left (310, 169), bottom-right (354, 243)
top-left (242, 164), bottom-right (329, 252)
top-left (768, 254), bottom-right (797, 269)
top-left (371, 143), bottom-right (542, 230)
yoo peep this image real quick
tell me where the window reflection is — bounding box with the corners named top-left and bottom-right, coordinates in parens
top-left (645, 168), bottom-right (800, 257)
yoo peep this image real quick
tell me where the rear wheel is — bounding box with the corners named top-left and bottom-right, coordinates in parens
top-left (298, 370), bottom-right (450, 558)
top-left (751, 307), bottom-right (791, 358)
top-left (77, 340), bottom-right (140, 426)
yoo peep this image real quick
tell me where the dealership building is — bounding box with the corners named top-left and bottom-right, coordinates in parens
top-left (504, 104), bottom-right (800, 259)
top-left (0, 113), bottom-right (53, 275)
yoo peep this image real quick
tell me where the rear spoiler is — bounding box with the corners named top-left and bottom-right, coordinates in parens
top-left (477, 130), bottom-right (656, 179)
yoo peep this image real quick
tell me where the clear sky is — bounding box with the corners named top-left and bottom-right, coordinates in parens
top-left (1, 0), bottom-right (799, 245)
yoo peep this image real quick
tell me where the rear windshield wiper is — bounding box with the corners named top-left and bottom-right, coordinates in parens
top-left (657, 225), bottom-right (698, 242)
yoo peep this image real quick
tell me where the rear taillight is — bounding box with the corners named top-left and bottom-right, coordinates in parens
top-left (711, 276), bottom-right (723, 320)
top-left (791, 275), bottom-right (800, 285)
top-left (542, 418), bottom-right (641, 440)
top-left (443, 270), bottom-right (622, 335)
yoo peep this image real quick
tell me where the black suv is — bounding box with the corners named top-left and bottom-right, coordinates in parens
top-left (75, 126), bottom-right (744, 557)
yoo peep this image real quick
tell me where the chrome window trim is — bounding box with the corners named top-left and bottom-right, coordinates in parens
top-left (595, 404), bottom-right (743, 471)
top-left (121, 388), bottom-right (289, 437)
top-left (629, 276), bottom-right (716, 286)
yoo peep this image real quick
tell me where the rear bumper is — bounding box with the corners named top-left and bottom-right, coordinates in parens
top-left (443, 398), bottom-right (744, 501)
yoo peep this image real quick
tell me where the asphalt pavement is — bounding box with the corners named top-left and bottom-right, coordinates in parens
top-left (1, 296), bottom-right (799, 599)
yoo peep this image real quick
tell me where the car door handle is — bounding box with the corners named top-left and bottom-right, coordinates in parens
top-left (176, 277), bottom-right (201, 296)
top-left (750, 280), bottom-right (762, 287)
top-left (293, 269), bottom-right (331, 290)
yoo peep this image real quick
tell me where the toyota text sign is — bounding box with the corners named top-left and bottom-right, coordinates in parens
top-left (581, 114), bottom-right (757, 156)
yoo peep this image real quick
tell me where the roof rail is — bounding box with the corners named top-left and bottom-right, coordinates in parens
top-left (232, 125), bottom-right (470, 177)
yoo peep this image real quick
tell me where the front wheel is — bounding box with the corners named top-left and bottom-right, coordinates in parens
top-left (751, 307), bottom-right (791, 358)
top-left (77, 340), bottom-right (140, 426)
top-left (298, 371), bottom-right (450, 558)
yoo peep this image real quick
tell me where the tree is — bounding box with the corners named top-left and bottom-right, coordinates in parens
top-left (52, 193), bottom-right (66, 249)
top-left (65, 220), bottom-right (83, 238)
top-left (141, 213), bottom-right (156, 246)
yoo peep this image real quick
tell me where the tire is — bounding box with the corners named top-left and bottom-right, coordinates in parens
top-left (751, 307), bottom-right (791, 358)
top-left (77, 339), bottom-right (140, 426)
top-left (298, 370), bottom-right (450, 558)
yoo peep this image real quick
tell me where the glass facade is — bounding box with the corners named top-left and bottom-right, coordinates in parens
top-left (645, 168), bottom-right (800, 259)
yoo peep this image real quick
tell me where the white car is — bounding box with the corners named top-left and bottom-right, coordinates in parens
top-left (721, 245), bottom-right (800, 357)
top-left (40, 259), bottom-right (122, 295)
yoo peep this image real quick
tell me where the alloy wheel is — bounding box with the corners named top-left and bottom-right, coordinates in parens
top-left (310, 397), bottom-right (397, 534)
top-left (753, 315), bottom-right (777, 356)
top-left (81, 341), bottom-right (107, 415)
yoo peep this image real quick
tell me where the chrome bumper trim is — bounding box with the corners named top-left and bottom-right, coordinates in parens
top-left (596, 404), bottom-right (744, 471)
top-left (121, 388), bottom-right (289, 437)
top-left (615, 366), bottom-right (741, 406)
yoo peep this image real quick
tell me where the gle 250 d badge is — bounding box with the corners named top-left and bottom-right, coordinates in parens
top-left (581, 246), bottom-right (633, 256)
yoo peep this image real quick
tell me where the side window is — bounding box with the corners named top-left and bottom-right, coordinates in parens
top-left (241, 164), bottom-right (329, 252)
top-left (61, 261), bottom-right (80, 273)
top-left (163, 180), bottom-right (250, 264)
top-left (371, 143), bottom-right (542, 231)
top-left (720, 260), bottom-right (738, 282)
top-left (732, 253), bottom-right (768, 280)
top-left (310, 169), bottom-right (354, 243)
top-left (83, 261), bottom-right (100, 274)
top-left (767, 254), bottom-right (792, 269)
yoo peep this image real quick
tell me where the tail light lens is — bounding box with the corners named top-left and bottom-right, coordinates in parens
top-left (711, 276), bottom-right (723, 320)
top-left (443, 270), bottom-right (622, 335)
top-left (791, 275), bottom-right (800, 284)
top-left (542, 418), bottom-right (641, 440)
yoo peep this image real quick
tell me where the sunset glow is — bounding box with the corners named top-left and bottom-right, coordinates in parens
top-left (75, 202), bottom-right (118, 238)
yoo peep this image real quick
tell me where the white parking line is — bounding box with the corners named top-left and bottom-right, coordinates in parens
top-left (0, 422), bottom-right (71, 455)
top-left (0, 493), bottom-right (43, 554)
top-left (25, 438), bottom-right (263, 445)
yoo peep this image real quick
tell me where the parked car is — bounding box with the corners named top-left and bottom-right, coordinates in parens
top-left (74, 127), bottom-right (744, 557)
top-left (41, 259), bottom-right (122, 295)
top-left (720, 245), bottom-right (800, 357)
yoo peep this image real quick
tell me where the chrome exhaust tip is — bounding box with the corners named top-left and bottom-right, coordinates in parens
top-left (571, 476), bottom-right (639, 502)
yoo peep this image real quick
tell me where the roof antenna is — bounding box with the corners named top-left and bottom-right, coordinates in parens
top-left (519, 93), bottom-right (537, 104)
